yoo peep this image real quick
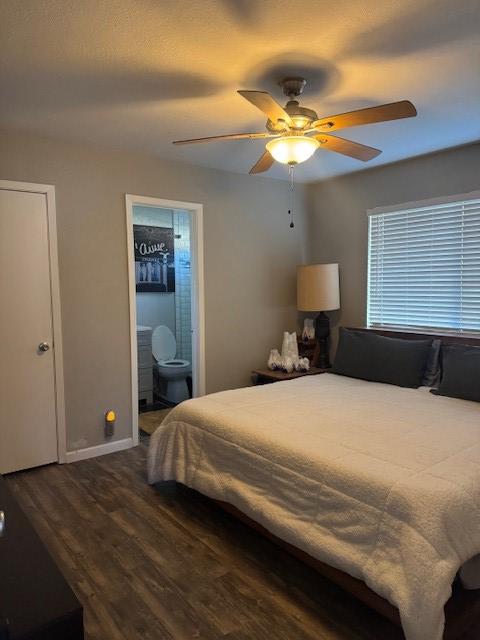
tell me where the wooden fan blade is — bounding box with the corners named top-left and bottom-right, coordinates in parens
top-left (312, 101), bottom-right (417, 132)
top-left (238, 90), bottom-right (292, 127)
top-left (173, 132), bottom-right (275, 145)
top-left (249, 150), bottom-right (274, 174)
top-left (315, 133), bottom-right (382, 161)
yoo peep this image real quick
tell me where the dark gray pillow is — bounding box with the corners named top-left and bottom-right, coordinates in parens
top-left (422, 339), bottom-right (442, 387)
top-left (431, 344), bottom-right (480, 402)
top-left (332, 328), bottom-right (432, 388)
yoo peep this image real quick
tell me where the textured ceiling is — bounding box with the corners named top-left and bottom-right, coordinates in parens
top-left (1, 0), bottom-right (479, 182)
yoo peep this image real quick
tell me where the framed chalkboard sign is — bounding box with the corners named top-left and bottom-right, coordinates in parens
top-left (134, 225), bottom-right (175, 292)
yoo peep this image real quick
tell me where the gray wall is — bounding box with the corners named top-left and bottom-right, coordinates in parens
top-left (0, 128), bottom-right (307, 451)
top-left (306, 143), bottom-right (480, 348)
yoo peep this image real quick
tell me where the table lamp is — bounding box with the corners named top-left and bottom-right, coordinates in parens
top-left (297, 263), bottom-right (340, 368)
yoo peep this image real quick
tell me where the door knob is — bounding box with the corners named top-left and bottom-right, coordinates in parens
top-left (38, 342), bottom-right (50, 352)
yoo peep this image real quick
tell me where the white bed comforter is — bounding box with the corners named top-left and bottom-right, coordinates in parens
top-left (147, 373), bottom-right (480, 640)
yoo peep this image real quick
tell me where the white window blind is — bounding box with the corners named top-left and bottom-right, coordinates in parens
top-left (367, 194), bottom-right (480, 333)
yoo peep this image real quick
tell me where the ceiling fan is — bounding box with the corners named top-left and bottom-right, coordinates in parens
top-left (173, 77), bottom-right (417, 174)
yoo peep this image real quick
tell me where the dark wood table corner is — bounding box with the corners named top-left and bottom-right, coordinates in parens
top-left (0, 474), bottom-right (84, 639)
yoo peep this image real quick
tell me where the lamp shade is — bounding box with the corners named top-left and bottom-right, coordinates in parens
top-left (266, 136), bottom-right (319, 165)
top-left (297, 263), bottom-right (340, 311)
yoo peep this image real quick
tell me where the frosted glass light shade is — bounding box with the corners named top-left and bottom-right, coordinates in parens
top-left (297, 263), bottom-right (340, 311)
top-left (266, 136), bottom-right (319, 165)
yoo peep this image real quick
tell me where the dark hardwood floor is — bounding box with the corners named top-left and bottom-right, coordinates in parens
top-left (4, 446), bottom-right (474, 640)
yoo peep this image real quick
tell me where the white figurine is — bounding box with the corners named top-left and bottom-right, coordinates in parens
top-left (283, 355), bottom-right (294, 373)
top-left (267, 349), bottom-right (281, 370)
top-left (302, 318), bottom-right (315, 341)
top-left (282, 331), bottom-right (299, 359)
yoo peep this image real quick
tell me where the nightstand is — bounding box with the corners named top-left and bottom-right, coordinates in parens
top-left (252, 367), bottom-right (327, 385)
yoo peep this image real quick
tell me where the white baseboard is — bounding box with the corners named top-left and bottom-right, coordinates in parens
top-left (65, 437), bottom-right (134, 463)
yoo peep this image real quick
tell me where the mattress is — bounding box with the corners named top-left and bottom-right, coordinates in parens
top-left (147, 373), bottom-right (480, 640)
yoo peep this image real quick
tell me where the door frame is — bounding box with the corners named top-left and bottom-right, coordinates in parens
top-left (125, 194), bottom-right (206, 445)
top-left (0, 180), bottom-right (67, 463)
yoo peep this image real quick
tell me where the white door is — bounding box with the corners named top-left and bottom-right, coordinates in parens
top-left (0, 189), bottom-right (58, 473)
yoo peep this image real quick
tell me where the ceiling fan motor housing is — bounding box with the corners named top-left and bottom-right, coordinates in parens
top-left (286, 101), bottom-right (318, 129)
top-left (265, 78), bottom-right (319, 132)
top-left (266, 101), bottom-right (318, 132)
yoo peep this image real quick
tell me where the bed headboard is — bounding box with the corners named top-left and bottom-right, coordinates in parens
top-left (347, 326), bottom-right (480, 347)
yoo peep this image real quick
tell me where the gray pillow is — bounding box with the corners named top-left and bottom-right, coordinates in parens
top-left (422, 339), bottom-right (442, 387)
top-left (431, 344), bottom-right (480, 402)
top-left (332, 328), bottom-right (432, 388)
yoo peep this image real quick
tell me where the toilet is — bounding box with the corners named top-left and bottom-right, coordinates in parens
top-left (152, 325), bottom-right (191, 404)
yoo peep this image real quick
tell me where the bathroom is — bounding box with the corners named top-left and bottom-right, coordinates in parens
top-left (133, 204), bottom-right (192, 434)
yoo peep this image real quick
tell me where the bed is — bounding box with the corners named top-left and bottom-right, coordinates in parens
top-left (147, 331), bottom-right (480, 640)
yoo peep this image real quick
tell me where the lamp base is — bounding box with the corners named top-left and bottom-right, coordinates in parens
top-left (314, 311), bottom-right (331, 369)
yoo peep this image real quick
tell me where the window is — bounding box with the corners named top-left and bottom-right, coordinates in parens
top-left (367, 193), bottom-right (480, 333)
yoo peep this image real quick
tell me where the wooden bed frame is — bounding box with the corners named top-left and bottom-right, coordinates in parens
top-left (216, 326), bottom-right (480, 640)
top-left (214, 498), bottom-right (480, 640)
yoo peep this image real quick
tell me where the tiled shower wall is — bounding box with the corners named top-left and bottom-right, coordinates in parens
top-left (173, 211), bottom-right (192, 363)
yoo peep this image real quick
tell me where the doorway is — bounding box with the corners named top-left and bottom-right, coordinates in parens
top-left (0, 180), bottom-right (66, 473)
top-left (125, 195), bottom-right (205, 444)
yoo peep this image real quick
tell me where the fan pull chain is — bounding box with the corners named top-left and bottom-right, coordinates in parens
top-left (288, 164), bottom-right (295, 229)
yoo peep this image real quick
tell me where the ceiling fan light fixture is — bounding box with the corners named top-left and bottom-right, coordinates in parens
top-left (266, 136), bottom-right (319, 165)
top-left (173, 81), bottom-right (417, 175)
